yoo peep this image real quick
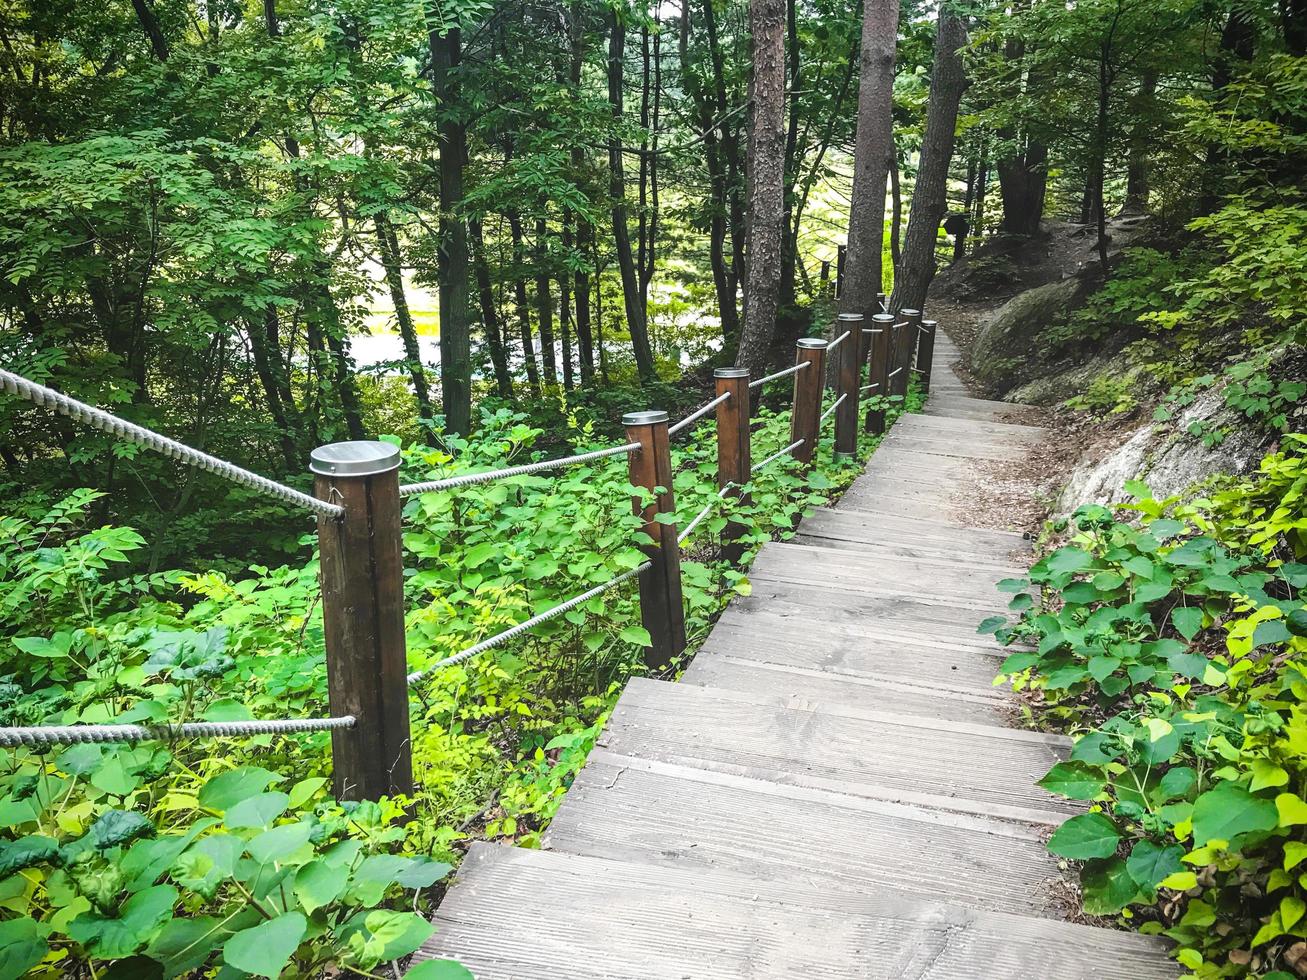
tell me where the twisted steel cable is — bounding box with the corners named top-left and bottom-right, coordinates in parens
top-left (820, 392), bottom-right (847, 424)
top-left (0, 369), bottom-right (342, 519)
top-left (748, 361), bottom-right (809, 390)
top-left (0, 715), bottom-right (355, 747)
top-left (751, 438), bottom-right (805, 474)
top-left (677, 485), bottom-right (733, 546)
top-left (407, 562), bottom-right (651, 683)
top-left (667, 392), bottom-right (731, 436)
top-left (399, 442), bottom-right (639, 496)
top-left (825, 331), bottom-right (852, 353)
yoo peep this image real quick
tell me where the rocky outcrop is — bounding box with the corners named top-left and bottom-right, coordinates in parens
top-left (1057, 390), bottom-right (1269, 511)
top-left (970, 276), bottom-right (1089, 395)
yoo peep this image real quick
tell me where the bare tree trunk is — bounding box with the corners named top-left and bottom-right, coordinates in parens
top-left (560, 219), bottom-right (576, 392)
top-left (839, 0), bottom-right (899, 320)
top-left (735, 0), bottom-right (786, 373)
top-left (1124, 71), bottom-right (1156, 213)
top-left (607, 7), bottom-right (657, 380)
top-left (469, 217), bottom-right (514, 400)
top-left (430, 24), bottom-right (472, 435)
top-left (534, 218), bottom-right (558, 385)
top-left (508, 212), bottom-right (541, 396)
top-left (889, 149), bottom-right (902, 271)
top-left (972, 136), bottom-right (989, 250)
top-left (890, 10), bottom-right (967, 313)
top-left (374, 212), bottom-right (435, 437)
top-left (568, 1), bottom-right (597, 383)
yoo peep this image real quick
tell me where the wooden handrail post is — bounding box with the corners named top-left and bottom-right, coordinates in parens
top-left (833, 313), bottom-right (862, 461)
top-left (865, 312), bottom-right (894, 435)
top-left (713, 368), bottom-right (751, 565)
top-left (897, 308), bottom-right (922, 397)
top-left (918, 318), bottom-right (938, 393)
top-left (623, 410), bottom-right (686, 671)
top-left (311, 441), bottom-right (414, 802)
top-left (790, 338), bottom-right (826, 470)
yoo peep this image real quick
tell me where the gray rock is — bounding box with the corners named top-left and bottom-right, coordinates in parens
top-left (1005, 350), bottom-right (1135, 407)
top-left (970, 277), bottom-right (1088, 394)
top-left (1058, 390), bottom-right (1269, 512)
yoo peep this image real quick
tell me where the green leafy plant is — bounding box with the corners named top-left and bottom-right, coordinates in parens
top-left (989, 436), bottom-right (1307, 978)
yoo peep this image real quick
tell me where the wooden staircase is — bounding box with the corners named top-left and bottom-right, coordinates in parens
top-left (415, 332), bottom-right (1179, 978)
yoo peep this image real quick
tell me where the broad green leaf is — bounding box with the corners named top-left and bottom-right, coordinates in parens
top-left (1047, 812), bottom-right (1121, 860)
top-left (293, 861), bottom-right (349, 915)
top-left (222, 913), bottom-right (307, 978)
top-left (405, 960), bottom-right (476, 980)
top-left (225, 792), bottom-right (290, 829)
top-left (246, 821), bottom-right (315, 865)
top-left (1170, 607), bottom-right (1203, 640)
top-left (0, 917), bottom-right (47, 980)
top-left (67, 884), bottom-right (177, 959)
top-left (1191, 784), bottom-right (1278, 845)
top-left (199, 768), bottom-right (281, 812)
top-left (90, 809), bottom-right (156, 849)
top-left (1081, 857), bottom-right (1141, 914)
top-left (1276, 793), bottom-right (1307, 827)
top-left (1126, 840), bottom-right (1184, 888)
top-left (1036, 762), bottom-right (1105, 801)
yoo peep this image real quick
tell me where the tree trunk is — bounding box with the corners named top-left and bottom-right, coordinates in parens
top-left (568, 1), bottom-right (597, 384)
top-left (469, 217), bottom-right (514, 400)
top-left (889, 149), bottom-right (902, 271)
top-left (839, 0), bottom-right (899, 321)
top-left (607, 8), bottom-right (657, 380)
top-left (702, 0), bottom-right (746, 329)
top-left (890, 10), bottom-right (967, 313)
top-left (1124, 71), bottom-right (1156, 213)
top-left (735, 0), bottom-right (786, 373)
top-left (430, 25), bottom-right (472, 436)
top-left (678, 0), bottom-right (738, 341)
top-left (374, 212), bottom-right (435, 438)
top-left (778, 0), bottom-right (802, 312)
top-left (972, 137), bottom-right (989, 250)
top-left (995, 21), bottom-right (1046, 238)
top-left (508, 212), bottom-right (541, 396)
top-left (534, 218), bottom-right (558, 386)
top-left (560, 219), bottom-right (576, 392)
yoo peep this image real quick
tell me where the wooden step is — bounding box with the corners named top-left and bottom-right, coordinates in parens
top-left (681, 652), bottom-right (1009, 725)
top-left (795, 507), bottom-right (1030, 564)
top-left (702, 610), bottom-right (1010, 691)
top-left (893, 411), bottom-right (1047, 442)
top-left (419, 844), bottom-right (1178, 979)
top-left (546, 749), bottom-right (1074, 917)
top-left (596, 678), bottom-right (1073, 823)
top-left (923, 397), bottom-right (1040, 423)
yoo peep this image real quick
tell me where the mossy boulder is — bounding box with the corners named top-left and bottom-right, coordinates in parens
top-left (970, 276), bottom-right (1088, 394)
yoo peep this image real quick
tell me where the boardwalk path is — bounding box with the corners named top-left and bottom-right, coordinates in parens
top-left (417, 334), bottom-right (1178, 978)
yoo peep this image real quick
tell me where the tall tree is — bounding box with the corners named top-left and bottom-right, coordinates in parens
top-left (430, 22), bottom-right (472, 436)
top-left (890, 7), bottom-right (967, 313)
top-left (735, 0), bottom-right (787, 373)
top-left (607, 5), bottom-right (657, 380)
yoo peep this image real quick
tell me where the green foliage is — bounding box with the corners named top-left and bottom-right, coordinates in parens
top-left (991, 437), bottom-right (1307, 976)
top-left (0, 393), bottom-right (914, 974)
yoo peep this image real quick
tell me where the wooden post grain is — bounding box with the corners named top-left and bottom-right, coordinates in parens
top-left (789, 338), bottom-right (826, 470)
top-left (918, 318), bottom-right (938, 393)
top-left (833, 313), bottom-right (862, 460)
top-left (624, 410), bottom-right (686, 670)
top-left (713, 368), bottom-right (751, 564)
top-left (897, 308), bottom-right (922, 395)
top-left (312, 441), bottom-right (414, 802)
top-left (865, 312), bottom-right (894, 434)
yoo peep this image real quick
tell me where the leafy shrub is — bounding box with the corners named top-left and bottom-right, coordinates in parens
top-left (0, 391), bottom-right (916, 975)
top-left (988, 435), bottom-right (1307, 978)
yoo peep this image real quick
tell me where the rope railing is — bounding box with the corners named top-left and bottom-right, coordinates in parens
top-left (748, 361), bottom-right (809, 389)
top-left (862, 328), bottom-right (883, 335)
top-left (752, 438), bottom-right (805, 474)
top-left (0, 715), bottom-right (356, 748)
top-left (677, 485), bottom-right (733, 546)
top-left (861, 382), bottom-right (881, 393)
top-left (820, 392), bottom-right (847, 424)
top-left (668, 391), bottom-right (731, 437)
top-left (398, 441), bottom-right (640, 496)
top-left (0, 368), bottom-right (344, 519)
top-left (825, 331), bottom-right (851, 353)
top-left (887, 367), bottom-right (903, 378)
top-left (406, 562), bottom-right (651, 684)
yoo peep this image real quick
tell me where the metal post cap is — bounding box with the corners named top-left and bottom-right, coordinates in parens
top-left (310, 441), bottom-right (402, 477)
top-left (622, 409), bottom-right (669, 425)
top-left (796, 338), bottom-right (828, 349)
top-left (713, 367), bottom-right (749, 379)
top-left (900, 308), bottom-right (922, 317)
top-left (921, 319), bottom-right (938, 326)
top-left (836, 312), bottom-right (864, 322)
top-left (872, 312), bottom-right (896, 323)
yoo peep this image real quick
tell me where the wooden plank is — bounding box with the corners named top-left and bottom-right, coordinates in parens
top-left (681, 653), bottom-right (1008, 725)
top-left (733, 580), bottom-right (1010, 636)
top-left (599, 678), bottom-right (1073, 822)
top-left (420, 844), bottom-right (1179, 980)
top-left (893, 412), bottom-right (1047, 441)
top-left (795, 507), bottom-right (1030, 562)
top-left (545, 752), bottom-right (1076, 915)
